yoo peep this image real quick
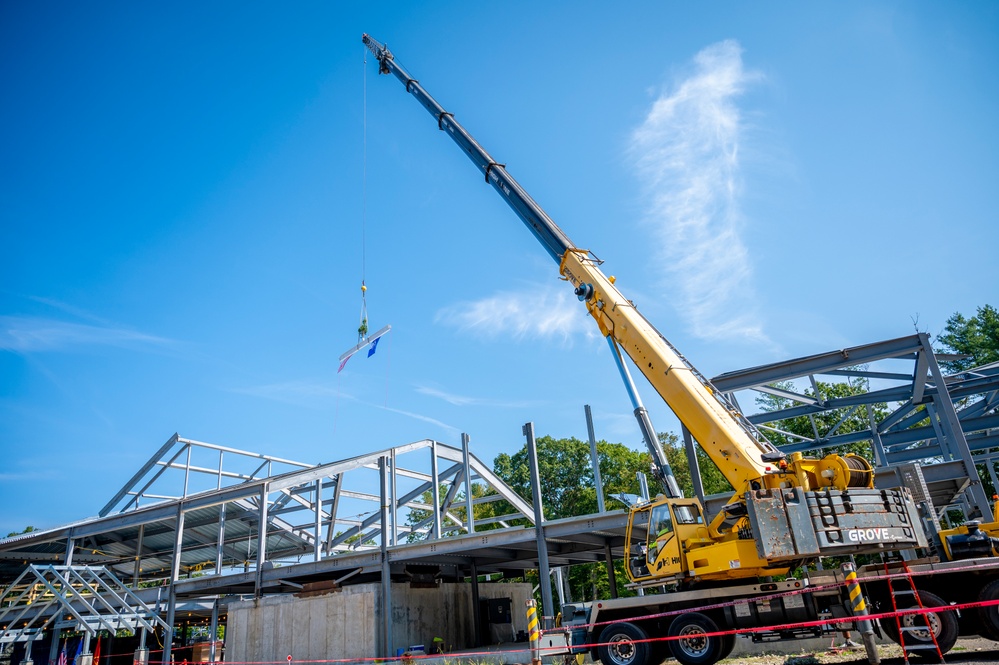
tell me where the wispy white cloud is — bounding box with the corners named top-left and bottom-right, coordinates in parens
top-left (630, 40), bottom-right (769, 344)
top-left (415, 385), bottom-right (535, 409)
top-left (0, 315), bottom-right (173, 353)
top-left (231, 380), bottom-right (340, 407)
top-left (435, 283), bottom-right (593, 343)
top-left (233, 381), bottom-right (460, 435)
top-left (368, 403), bottom-right (459, 436)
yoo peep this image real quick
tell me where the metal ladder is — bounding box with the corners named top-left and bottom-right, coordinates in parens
top-left (884, 559), bottom-right (944, 663)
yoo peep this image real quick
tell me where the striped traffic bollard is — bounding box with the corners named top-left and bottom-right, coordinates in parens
top-left (841, 562), bottom-right (880, 665)
top-left (526, 599), bottom-right (541, 665)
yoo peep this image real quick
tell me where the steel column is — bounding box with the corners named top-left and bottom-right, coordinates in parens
top-left (470, 561), bottom-right (481, 647)
top-left (921, 333), bottom-right (993, 520)
top-left (314, 479), bottom-right (323, 561)
top-left (379, 457), bottom-right (392, 658)
top-left (164, 505), bottom-right (185, 665)
top-left (461, 433), bottom-right (475, 533)
top-left (681, 426), bottom-right (705, 505)
top-left (208, 597), bottom-right (219, 663)
top-left (390, 448), bottom-right (398, 546)
top-left (254, 484), bottom-right (269, 597)
top-left (584, 405), bottom-right (606, 513)
top-left (133, 525), bottom-right (144, 586)
top-left (524, 422), bottom-right (554, 629)
top-left (867, 405), bottom-right (888, 467)
top-left (603, 542), bottom-right (618, 598)
top-left (430, 441), bottom-right (442, 539)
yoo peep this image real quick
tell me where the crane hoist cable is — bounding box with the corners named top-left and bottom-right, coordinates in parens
top-left (337, 46), bottom-right (391, 376)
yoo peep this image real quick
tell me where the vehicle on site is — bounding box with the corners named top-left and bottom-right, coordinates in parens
top-left (937, 496), bottom-right (999, 560)
top-left (361, 35), bottom-right (999, 664)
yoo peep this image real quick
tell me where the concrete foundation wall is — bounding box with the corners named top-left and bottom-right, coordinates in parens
top-left (227, 585), bottom-right (376, 663)
top-left (226, 582), bottom-right (531, 662)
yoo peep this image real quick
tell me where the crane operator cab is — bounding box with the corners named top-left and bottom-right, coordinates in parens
top-left (628, 498), bottom-right (706, 583)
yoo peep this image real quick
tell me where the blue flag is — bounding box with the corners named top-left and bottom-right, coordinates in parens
top-left (367, 337), bottom-right (380, 357)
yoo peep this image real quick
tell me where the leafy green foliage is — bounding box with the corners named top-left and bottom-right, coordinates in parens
top-left (6, 526), bottom-right (36, 538)
top-left (935, 304), bottom-right (999, 373)
top-left (491, 433), bottom-right (735, 604)
top-left (658, 432), bottom-right (733, 497)
top-left (493, 435), bottom-right (651, 519)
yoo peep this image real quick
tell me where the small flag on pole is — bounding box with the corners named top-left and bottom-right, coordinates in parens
top-left (93, 637), bottom-right (101, 665)
top-left (367, 337), bottom-right (380, 357)
top-left (337, 356), bottom-right (350, 373)
top-left (57, 641), bottom-right (67, 665)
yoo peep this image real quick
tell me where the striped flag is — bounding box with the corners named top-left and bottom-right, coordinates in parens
top-left (57, 641), bottom-right (67, 665)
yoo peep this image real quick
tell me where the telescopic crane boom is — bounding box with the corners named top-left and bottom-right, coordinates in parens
top-left (363, 34), bottom-right (926, 585)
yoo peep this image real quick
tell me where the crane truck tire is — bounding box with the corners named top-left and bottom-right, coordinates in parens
top-left (597, 622), bottom-right (651, 665)
top-left (646, 639), bottom-right (669, 665)
top-left (877, 590), bottom-right (958, 662)
top-left (977, 579), bottom-right (999, 642)
top-left (667, 612), bottom-right (725, 665)
top-left (718, 632), bottom-right (736, 660)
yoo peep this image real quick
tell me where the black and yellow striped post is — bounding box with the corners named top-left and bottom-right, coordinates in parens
top-left (527, 599), bottom-right (542, 665)
top-left (841, 562), bottom-right (880, 665)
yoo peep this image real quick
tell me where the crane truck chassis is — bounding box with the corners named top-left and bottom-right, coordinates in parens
top-left (359, 34), bottom-right (999, 665)
top-left (560, 555), bottom-right (999, 665)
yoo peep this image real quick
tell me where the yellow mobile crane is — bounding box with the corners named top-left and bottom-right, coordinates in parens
top-left (361, 35), bottom-right (925, 589)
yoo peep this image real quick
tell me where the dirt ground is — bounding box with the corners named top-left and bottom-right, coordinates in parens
top-left (719, 636), bottom-right (999, 665)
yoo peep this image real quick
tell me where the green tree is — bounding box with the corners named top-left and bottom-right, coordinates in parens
top-left (755, 377), bottom-right (887, 461)
top-left (493, 435), bottom-right (655, 604)
top-left (935, 304), bottom-right (999, 372)
top-left (493, 435), bottom-right (652, 519)
top-left (658, 432), bottom-right (733, 497)
top-left (404, 481), bottom-right (507, 543)
top-left (6, 526), bottom-right (36, 538)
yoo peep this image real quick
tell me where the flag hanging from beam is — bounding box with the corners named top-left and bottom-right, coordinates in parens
top-left (337, 324), bottom-right (390, 373)
top-left (367, 336), bottom-right (380, 357)
top-left (57, 641), bottom-right (67, 665)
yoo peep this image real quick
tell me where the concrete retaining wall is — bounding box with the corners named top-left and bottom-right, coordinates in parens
top-left (226, 582), bottom-right (532, 662)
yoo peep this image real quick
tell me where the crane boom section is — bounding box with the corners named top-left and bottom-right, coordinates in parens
top-left (362, 35), bottom-right (573, 264)
top-left (363, 34), bottom-right (775, 489)
top-left (560, 250), bottom-right (774, 487)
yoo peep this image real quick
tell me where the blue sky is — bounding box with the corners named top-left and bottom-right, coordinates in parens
top-left (2, 2), bottom-right (997, 536)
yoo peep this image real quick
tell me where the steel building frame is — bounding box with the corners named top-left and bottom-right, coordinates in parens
top-left (708, 333), bottom-right (999, 521)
